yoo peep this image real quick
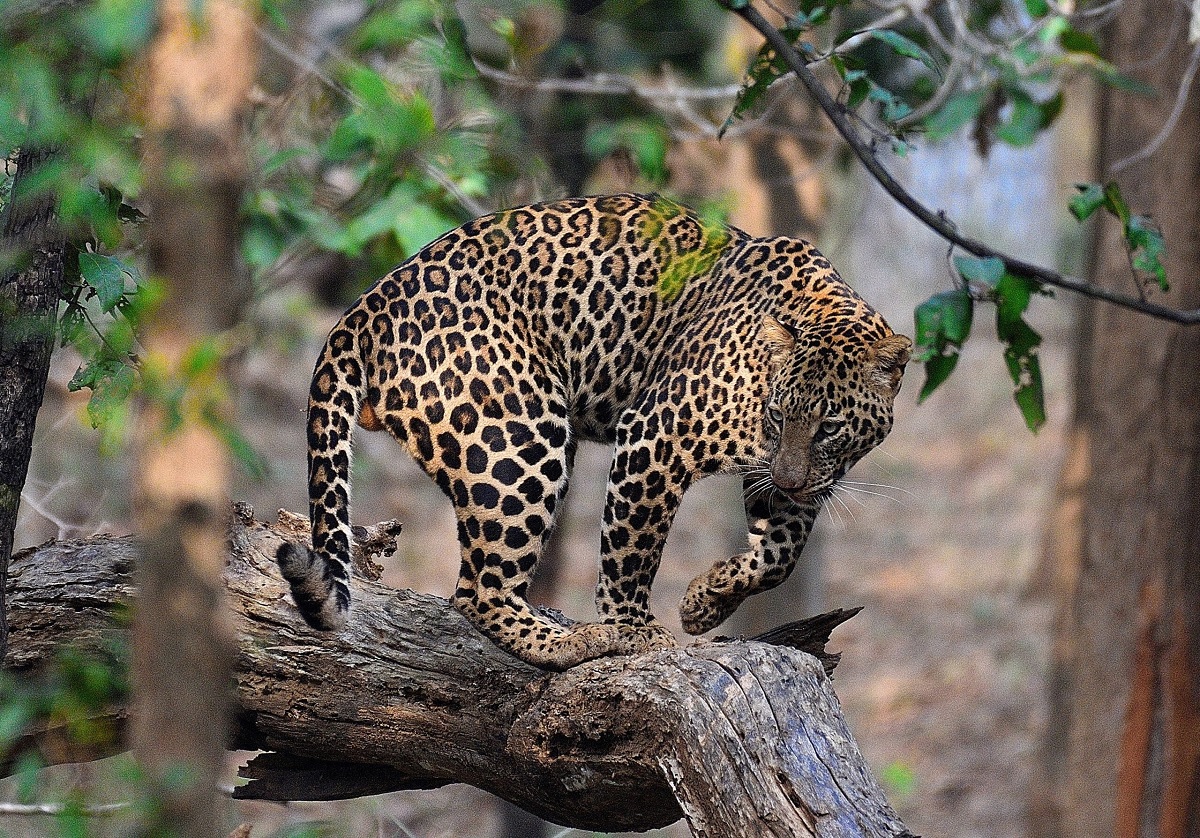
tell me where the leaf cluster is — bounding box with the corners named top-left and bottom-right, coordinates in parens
top-left (1, 0), bottom-right (153, 449)
top-left (5, 0), bottom-right (539, 462)
top-left (721, 0), bottom-right (1175, 429)
top-left (244, 0), bottom-right (531, 292)
top-left (724, 2), bottom-right (1151, 153)
top-left (1070, 181), bottom-right (1167, 293)
top-left (0, 642), bottom-right (128, 831)
top-left (914, 256), bottom-right (1047, 431)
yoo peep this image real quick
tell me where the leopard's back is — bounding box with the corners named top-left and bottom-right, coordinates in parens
top-left (350, 194), bottom-right (752, 442)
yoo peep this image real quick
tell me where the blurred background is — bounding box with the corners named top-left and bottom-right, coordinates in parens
top-left (6, 0), bottom-right (1157, 835)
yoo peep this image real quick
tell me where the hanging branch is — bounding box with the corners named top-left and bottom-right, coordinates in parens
top-left (722, 0), bottom-right (1200, 325)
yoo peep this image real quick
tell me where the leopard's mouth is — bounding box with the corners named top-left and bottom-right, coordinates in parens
top-left (773, 481), bottom-right (828, 504)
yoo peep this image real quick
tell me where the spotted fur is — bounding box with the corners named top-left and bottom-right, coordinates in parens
top-left (276, 194), bottom-right (911, 670)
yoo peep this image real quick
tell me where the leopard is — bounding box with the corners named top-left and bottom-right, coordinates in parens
top-left (276, 193), bottom-right (911, 671)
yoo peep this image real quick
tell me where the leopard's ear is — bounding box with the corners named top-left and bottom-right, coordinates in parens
top-left (870, 334), bottom-right (912, 394)
top-left (761, 315), bottom-right (798, 363)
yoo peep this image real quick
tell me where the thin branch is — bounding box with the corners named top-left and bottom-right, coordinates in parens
top-left (815, 7), bottom-right (911, 60)
top-left (1109, 42), bottom-right (1200, 174)
top-left (473, 60), bottom-right (743, 101)
top-left (0, 801), bottom-right (130, 816)
top-left (724, 0), bottom-right (1200, 325)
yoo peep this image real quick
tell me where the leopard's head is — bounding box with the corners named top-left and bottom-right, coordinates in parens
top-left (759, 311), bottom-right (911, 503)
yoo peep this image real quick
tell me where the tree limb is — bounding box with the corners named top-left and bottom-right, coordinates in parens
top-left (5, 505), bottom-right (913, 837)
top-left (0, 145), bottom-right (66, 662)
top-left (724, 0), bottom-right (1200, 325)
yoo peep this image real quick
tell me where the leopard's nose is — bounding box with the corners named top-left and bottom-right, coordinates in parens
top-left (772, 480), bottom-right (807, 502)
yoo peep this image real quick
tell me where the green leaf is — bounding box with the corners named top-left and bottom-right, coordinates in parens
top-left (0, 696), bottom-right (33, 747)
top-left (1009, 351), bottom-right (1046, 431)
top-left (585, 119), bottom-right (670, 184)
top-left (907, 286), bottom-right (974, 400)
top-left (1103, 181), bottom-right (1131, 226)
top-left (923, 88), bottom-right (987, 142)
top-left (995, 272), bottom-right (1036, 325)
top-left (867, 29), bottom-right (940, 75)
top-left (343, 64), bottom-right (392, 112)
top-left (993, 272), bottom-right (1045, 432)
top-left (1069, 182), bottom-right (1106, 221)
top-left (1127, 215), bottom-right (1168, 291)
top-left (78, 252), bottom-right (128, 312)
top-left (437, 12), bottom-right (478, 81)
top-left (723, 32), bottom-right (798, 134)
top-left (914, 288), bottom-right (973, 356)
top-left (954, 255), bottom-right (1005, 287)
top-left (867, 83), bottom-right (912, 123)
top-left (1038, 91), bottom-right (1064, 128)
top-left (913, 288), bottom-right (973, 401)
top-left (242, 216), bottom-right (288, 271)
top-left (1093, 64), bottom-right (1156, 96)
top-left (261, 147), bottom-right (306, 177)
top-left (259, 0), bottom-right (287, 30)
top-left (918, 352), bottom-right (961, 402)
top-left (994, 88), bottom-right (1043, 147)
top-left (1038, 16), bottom-right (1070, 44)
top-left (845, 72), bottom-right (870, 109)
top-left (394, 202), bottom-right (457, 255)
top-left (1024, 0), bottom-right (1049, 16)
top-left (881, 761), bottom-right (918, 801)
top-left (77, 0), bottom-right (157, 62)
top-left (1058, 29), bottom-right (1101, 56)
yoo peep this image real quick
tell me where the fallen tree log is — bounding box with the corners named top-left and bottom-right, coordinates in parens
top-left (4, 503), bottom-right (913, 837)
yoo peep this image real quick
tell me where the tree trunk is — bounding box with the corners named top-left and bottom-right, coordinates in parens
top-left (132, 1), bottom-right (255, 833)
top-left (1032, 7), bottom-right (1200, 837)
top-left (0, 146), bottom-right (64, 661)
top-left (4, 506), bottom-right (913, 838)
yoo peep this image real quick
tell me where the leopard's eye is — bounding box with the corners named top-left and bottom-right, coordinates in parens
top-left (767, 404), bottom-right (784, 425)
top-left (814, 418), bottom-right (843, 442)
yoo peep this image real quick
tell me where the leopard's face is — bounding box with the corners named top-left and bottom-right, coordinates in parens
top-left (759, 312), bottom-right (911, 503)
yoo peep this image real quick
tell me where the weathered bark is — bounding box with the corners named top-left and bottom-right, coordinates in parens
top-left (1032, 7), bottom-right (1200, 838)
top-left (5, 506), bottom-right (912, 838)
top-left (0, 146), bottom-right (65, 661)
top-left (133, 1), bottom-right (256, 833)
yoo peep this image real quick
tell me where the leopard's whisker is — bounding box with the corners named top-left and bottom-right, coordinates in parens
top-left (822, 493), bottom-right (846, 530)
top-left (830, 485), bottom-right (867, 508)
top-left (836, 483), bottom-right (907, 505)
top-left (839, 479), bottom-right (913, 497)
top-left (828, 488), bottom-right (859, 523)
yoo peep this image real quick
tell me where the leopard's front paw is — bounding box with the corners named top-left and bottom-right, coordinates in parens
top-left (679, 576), bottom-right (743, 635)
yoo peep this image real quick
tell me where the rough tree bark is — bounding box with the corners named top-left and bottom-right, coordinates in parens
top-left (0, 146), bottom-right (65, 661)
top-left (133, 0), bottom-right (255, 833)
top-left (4, 506), bottom-right (913, 838)
top-left (1032, 6), bottom-right (1200, 837)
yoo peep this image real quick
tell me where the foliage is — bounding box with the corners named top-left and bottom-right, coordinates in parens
top-left (0, 646), bottom-right (127, 758)
top-left (721, 0), bottom-right (1170, 430)
top-left (0, 643), bottom-right (128, 834)
top-left (1069, 181), bottom-right (1167, 292)
top-left (913, 255), bottom-right (1048, 431)
top-left (0, 0), bottom-right (541, 467)
top-left (0, 0), bottom-right (149, 451)
top-left (242, 0), bottom-right (523, 291)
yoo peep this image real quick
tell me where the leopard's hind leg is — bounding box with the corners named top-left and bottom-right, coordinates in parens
top-left (382, 371), bottom-right (671, 670)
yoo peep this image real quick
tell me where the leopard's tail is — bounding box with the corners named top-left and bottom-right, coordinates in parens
top-left (275, 329), bottom-right (365, 631)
